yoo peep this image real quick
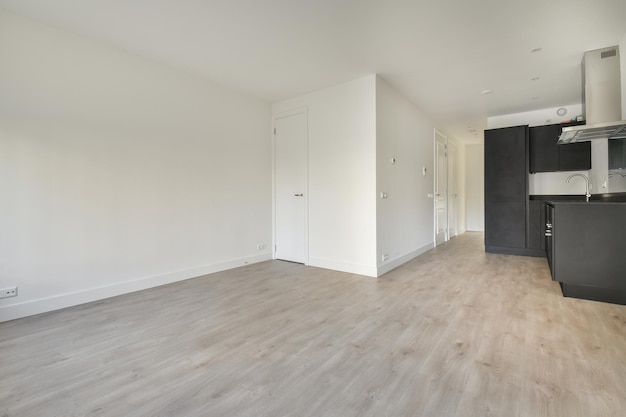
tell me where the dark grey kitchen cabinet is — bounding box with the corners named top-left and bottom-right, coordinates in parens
top-left (529, 124), bottom-right (559, 172)
top-left (484, 125), bottom-right (532, 255)
top-left (545, 203), bottom-right (554, 275)
top-left (527, 201), bottom-right (545, 251)
top-left (529, 122), bottom-right (590, 173)
top-left (559, 141), bottom-right (591, 171)
top-left (485, 202), bottom-right (527, 249)
top-left (547, 201), bottom-right (626, 305)
top-left (485, 126), bottom-right (528, 202)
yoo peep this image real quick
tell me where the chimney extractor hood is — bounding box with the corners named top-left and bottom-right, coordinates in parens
top-left (558, 46), bottom-right (624, 144)
top-left (559, 120), bottom-right (626, 144)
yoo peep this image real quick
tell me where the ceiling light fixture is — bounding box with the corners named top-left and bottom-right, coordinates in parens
top-left (531, 48), bottom-right (542, 53)
top-left (531, 77), bottom-right (540, 81)
top-left (481, 89), bottom-right (493, 95)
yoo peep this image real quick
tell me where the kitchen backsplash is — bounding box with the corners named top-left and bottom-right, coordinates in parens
top-left (529, 171), bottom-right (590, 195)
top-left (609, 171), bottom-right (626, 192)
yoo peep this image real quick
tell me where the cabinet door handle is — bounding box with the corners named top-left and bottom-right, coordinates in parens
top-left (294, 193), bottom-right (304, 197)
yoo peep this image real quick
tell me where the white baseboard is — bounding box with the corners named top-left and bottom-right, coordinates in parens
top-left (376, 242), bottom-right (434, 277)
top-left (0, 253), bottom-right (272, 323)
top-left (307, 257), bottom-right (377, 278)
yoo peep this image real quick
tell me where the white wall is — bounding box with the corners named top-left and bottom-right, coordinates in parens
top-left (622, 34), bottom-right (626, 119)
top-left (487, 104), bottom-right (583, 129)
top-left (375, 76), bottom-right (435, 275)
top-left (465, 144), bottom-right (484, 232)
top-left (612, 35), bottom-right (626, 193)
top-left (272, 76), bottom-right (378, 276)
top-left (0, 9), bottom-right (272, 321)
top-left (529, 171), bottom-right (589, 195)
top-left (608, 171), bottom-right (626, 192)
top-left (589, 139), bottom-right (610, 194)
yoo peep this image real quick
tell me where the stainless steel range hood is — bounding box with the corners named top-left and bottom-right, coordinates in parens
top-left (558, 46), bottom-right (624, 144)
top-left (559, 120), bottom-right (626, 143)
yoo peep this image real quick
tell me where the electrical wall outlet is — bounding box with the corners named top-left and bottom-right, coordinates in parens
top-left (382, 254), bottom-right (389, 262)
top-left (257, 244), bottom-right (267, 250)
top-left (0, 286), bottom-right (17, 299)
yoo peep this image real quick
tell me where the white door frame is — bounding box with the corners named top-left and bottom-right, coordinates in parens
top-left (272, 107), bottom-right (309, 264)
top-left (434, 129), bottom-right (448, 246)
top-left (448, 141), bottom-right (458, 239)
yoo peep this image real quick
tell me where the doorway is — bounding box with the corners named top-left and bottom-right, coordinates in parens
top-left (434, 130), bottom-right (448, 246)
top-left (274, 110), bottom-right (307, 263)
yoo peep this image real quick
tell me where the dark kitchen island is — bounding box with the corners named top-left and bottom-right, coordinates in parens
top-left (545, 200), bottom-right (626, 305)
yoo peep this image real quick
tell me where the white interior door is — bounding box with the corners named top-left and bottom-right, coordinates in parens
top-left (435, 130), bottom-right (448, 246)
top-left (274, 111), bottom-right (307, 263)
top-left (448, 142), bottom-right (457, 239)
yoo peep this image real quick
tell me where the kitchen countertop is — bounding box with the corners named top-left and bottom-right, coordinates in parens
top-left (545, 200), bottom-right (626, 206)
top-left (530, 192), bottom-right (626, 202)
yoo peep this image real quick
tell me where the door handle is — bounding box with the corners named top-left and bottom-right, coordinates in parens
top-left (294, 194), bottom-right (304, 197)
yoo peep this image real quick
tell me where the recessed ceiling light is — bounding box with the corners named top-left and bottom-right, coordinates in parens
top-left (481, 89), bottom-right (493, 95)
top-left (531, 48), bottom-right (542, 53)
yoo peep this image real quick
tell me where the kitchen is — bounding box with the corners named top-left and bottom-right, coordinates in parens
top-left (484, 45), bottom-right (626, 305)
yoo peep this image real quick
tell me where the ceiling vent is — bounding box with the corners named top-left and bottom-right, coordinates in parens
top-left (601, 48), bottom-right (617, 59)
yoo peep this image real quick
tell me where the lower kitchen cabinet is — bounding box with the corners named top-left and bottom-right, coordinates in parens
top-left (547, 201), bottom-right (626, 305)
top-left (485, 202), bottom-right (526, 249)
top-left (527, 201), bottom-right (545, 251)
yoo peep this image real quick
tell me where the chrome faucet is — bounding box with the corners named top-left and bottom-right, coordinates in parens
top-left (566, 173), bottom-right (591, 202)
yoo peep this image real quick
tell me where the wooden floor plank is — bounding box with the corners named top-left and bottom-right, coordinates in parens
top-left (1, 232), bottom-right (625, 417)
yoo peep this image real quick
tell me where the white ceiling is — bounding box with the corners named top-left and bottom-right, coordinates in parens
top-left (1, 0), bottom-right (625, 142)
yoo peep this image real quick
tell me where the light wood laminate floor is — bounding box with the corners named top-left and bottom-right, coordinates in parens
top-left (1, 232), bottom-right (625, 417)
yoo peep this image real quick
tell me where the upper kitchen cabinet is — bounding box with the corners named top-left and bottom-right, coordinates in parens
top-left (529, 124), bottom-right (559, 172)
top-left (485, 126), bottom-right (528, 202)
top-left (529, 122), bottom-right (590, 173)
top-left (559, 141), bottom-right (592, 171)
top-left (484, 125), bottom-right (529, 254)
